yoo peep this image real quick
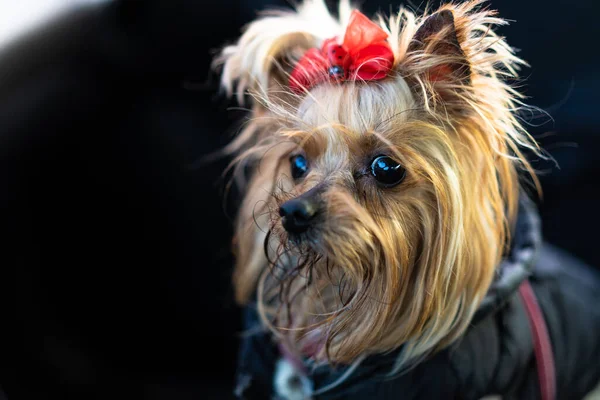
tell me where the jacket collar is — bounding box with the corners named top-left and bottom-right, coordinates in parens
top-left (472, 194), bottom-right (542, 324)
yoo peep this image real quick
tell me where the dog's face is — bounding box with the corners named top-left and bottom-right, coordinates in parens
top-left (235, 76), bottom-right (507, 365)
top-left (218, 1), bottom-right (540, 367)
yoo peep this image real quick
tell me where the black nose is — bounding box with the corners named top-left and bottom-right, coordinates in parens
top-left (279, 197), bottom-right (318, 234)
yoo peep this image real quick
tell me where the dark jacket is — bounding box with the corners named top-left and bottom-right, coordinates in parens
top-left (234, 197), bottom-right (600, 399)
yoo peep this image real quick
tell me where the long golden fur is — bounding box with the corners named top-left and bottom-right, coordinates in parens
top-left (214, 0), bottom-right (543, 372)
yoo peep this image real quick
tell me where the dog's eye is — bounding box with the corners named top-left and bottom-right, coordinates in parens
top-left (370, 155), bottom-right (406, 187)
top-left (290, 154), bottom-right (309, 180)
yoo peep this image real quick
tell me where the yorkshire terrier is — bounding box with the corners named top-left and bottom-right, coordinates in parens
top-left (213, 1), bottom-right (600, 399)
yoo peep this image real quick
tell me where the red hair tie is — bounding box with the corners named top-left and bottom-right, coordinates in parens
top-left (289, 10), bottom-right (394, 93)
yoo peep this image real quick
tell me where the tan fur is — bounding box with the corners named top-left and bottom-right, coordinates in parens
top-left (214, 0), bottom-right (543, 372)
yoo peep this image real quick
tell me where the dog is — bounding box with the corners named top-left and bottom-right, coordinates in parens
top-left (213, 1), bottom-right (600, 398)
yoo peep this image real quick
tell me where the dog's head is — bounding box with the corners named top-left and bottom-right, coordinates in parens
top-left (215, 0), bottom-right (541, 368)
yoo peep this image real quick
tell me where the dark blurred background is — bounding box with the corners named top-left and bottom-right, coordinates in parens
top-left (0, 0), bottom-right (597, 399)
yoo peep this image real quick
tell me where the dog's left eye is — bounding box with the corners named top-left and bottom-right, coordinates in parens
top-left (370, 155), bottom-right (406, 187)
top-left (290, 154), bottom-right (309, 180)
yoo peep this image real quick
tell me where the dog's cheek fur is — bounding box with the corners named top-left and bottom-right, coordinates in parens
top-left (232, 141), bottom-right (297, 304)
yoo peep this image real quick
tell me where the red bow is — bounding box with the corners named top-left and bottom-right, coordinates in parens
top-left (289, 10), bottom-right (394, 93)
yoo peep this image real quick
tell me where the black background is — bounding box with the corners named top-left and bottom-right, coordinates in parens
top-left (0, 0), bottom-right (598, 399)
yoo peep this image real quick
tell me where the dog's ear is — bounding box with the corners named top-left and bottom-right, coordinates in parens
top-left (214, 1), bottom-right (346, 108)
top-left (407, 10), bottom-right (471, 85)
top-left (398, 2), bottom-right (529, 111)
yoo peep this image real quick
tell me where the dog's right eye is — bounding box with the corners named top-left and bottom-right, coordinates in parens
top-left (370, 155), bottom-right (406, 187)
top-left (290, 154), bottom-right (309, 180)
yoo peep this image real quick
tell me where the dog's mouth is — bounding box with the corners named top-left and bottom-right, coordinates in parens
top-left (266, 221), bottom-right (322, 269)
top-left (284, 226), bottom-right (323, 250)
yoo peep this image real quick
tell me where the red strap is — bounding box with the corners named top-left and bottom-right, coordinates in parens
top-left (518, 279), bottom-right (556, 400)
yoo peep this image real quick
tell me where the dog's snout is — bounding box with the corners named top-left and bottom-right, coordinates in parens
top-left (279, 197), bottom-right (318, 234)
